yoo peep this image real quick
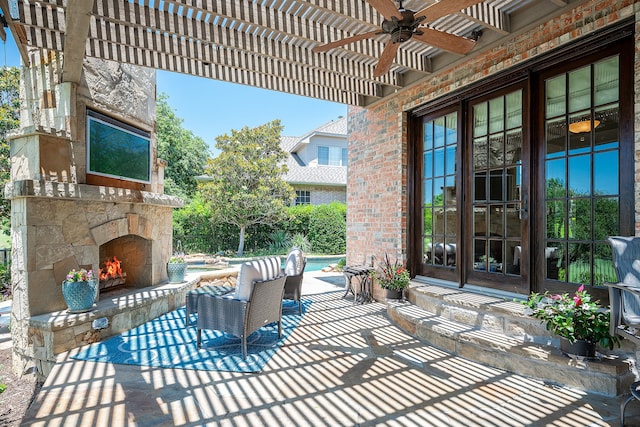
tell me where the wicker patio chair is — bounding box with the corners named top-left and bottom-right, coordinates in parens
top-left (607, 236), bottom-right (640, 426)
top-left (196, 274), bottom-right (286, 359)
top-left (282, 248), bottom-right (307, 315)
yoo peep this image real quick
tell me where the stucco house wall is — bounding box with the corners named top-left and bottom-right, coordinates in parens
top-left (298, 134), bottom-right (346, 167)
top-left (345, 0), bottom-right (640, 266)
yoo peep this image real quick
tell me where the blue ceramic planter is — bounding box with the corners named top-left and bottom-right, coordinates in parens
top-left (62, 280), bottom-right (98, 313)
top-left (167, 263), bottom-right (187, 283)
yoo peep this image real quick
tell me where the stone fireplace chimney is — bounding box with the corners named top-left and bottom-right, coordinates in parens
top-left (7, 52), bottom-right (183, 375)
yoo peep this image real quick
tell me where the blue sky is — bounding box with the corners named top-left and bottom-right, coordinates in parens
top-left (1, 33), bottom-right (347, 152)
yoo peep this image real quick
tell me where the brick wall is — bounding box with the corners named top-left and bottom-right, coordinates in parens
top-left (347, 0), bottom-right (640, 267)
top-left (292, 184), bottom-right (346, 205)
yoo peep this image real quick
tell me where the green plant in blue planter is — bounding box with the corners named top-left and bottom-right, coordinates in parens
top-left (62, 268), bottom-right (98, 313)
top-left (167, 254), bottom-right (187, 283)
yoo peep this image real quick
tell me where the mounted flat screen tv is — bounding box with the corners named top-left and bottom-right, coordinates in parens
top-left (86, 110), bottom-right (151, 183)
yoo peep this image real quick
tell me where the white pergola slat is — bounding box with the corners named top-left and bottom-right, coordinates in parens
top-left (2, 0), bottom-right (578, 106)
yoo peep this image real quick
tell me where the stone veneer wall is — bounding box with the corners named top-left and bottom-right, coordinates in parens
top-left (310, 187), bottom-right (346, 205)
top-left (346, 0), bottom-right (640, 265)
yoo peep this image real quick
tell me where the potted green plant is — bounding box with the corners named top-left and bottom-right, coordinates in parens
top-left (523, 285), bottom-right (620, 357)
top-left (167, 254), bottom-right (187, 283)
top-left (62, 268), bottom-right (98, 313)
top-left (375, 253), bottom-right (410, 299)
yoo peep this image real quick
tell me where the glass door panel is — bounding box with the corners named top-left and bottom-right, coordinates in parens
top-left (543, 55), bottom-right (621, 288)
top-left (423, 112), bottom-right (458, 270)
top-left (469, 88), bottom-right (526, 289)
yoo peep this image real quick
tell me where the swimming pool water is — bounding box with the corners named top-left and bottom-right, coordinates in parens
top-left (301, 257), bottom-right (344, 272)
top-left (188, 256), bottom-right (344, 273)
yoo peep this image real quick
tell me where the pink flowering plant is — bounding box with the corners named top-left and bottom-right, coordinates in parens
top-left (64, 268), bottom-right (95, 284)
top-left (524, 285), bottom-right (619, 350)
top-left (375, 253), bottom-right (410, 291)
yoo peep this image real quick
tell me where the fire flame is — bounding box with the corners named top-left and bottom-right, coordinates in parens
top-left (100, 256), bottom-right (123, 281)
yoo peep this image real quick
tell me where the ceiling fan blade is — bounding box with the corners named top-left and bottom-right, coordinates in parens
top-left (312, 30), bottom-right (380, 53)
top-left (373, 41), bottom-right (401, 78)
top-left (367, 0), bottom-right (403, 20)
top-left (414, 0), bottom-right (485, 23)
top-left (413, 28), bottom-right (476, 55)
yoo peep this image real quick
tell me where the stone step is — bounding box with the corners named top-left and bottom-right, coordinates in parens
top-left (406, 283), bottom-right (551, 340)
top-left (386, 282), bottom-right (635, 397)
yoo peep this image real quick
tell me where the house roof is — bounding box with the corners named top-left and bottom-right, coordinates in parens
top-left (282, 117), bottom-right (347, 186)
top-left (283, 158), bottom-right (347, 187)
top-left (290, 116), bottom-right (348, 152)
top-left (307, 116), bottom-right (348, 138)
top-left (0, 1), bottom-right (576, 107)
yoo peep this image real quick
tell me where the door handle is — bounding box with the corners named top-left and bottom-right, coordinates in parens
top-left (520, 194), bottom-right (529, 220)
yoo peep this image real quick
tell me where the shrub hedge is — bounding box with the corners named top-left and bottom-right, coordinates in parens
top-left (174, 201), bottom-right (346, 255)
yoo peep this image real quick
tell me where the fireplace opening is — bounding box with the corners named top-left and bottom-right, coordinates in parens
top-left (99, 235), bottom-right (151, 291)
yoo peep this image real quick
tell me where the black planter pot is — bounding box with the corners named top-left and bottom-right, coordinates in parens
top-left (559, 337), bottom-right (596, 358)
top-left (385, 289), bottom-right (403, 299)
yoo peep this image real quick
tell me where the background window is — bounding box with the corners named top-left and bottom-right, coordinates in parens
top-left (318, 146), bottom-right (346, 166)
top-left (295, 190), bottom-right (311, 205)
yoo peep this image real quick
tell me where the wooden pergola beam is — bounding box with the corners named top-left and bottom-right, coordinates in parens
top-left (62, 0), bottom-right (94, 83)
top-left (0, 0), bottom-right (30, 65)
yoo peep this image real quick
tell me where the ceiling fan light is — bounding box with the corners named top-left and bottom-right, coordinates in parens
top-left (392, 27), bottom-right (414, 43)
top-left (568, 119), bottom-right (601, 134)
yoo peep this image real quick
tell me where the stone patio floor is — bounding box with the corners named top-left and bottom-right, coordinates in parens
top-left (17, 271), bottom-right (640, 426)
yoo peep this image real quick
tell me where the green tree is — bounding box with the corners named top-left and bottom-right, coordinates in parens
top-left (156, 93), bottom-right (210, 200)
top-left (0, 67), bottom-right (20, 234)
top-left (200, 120), bottom-right (295, 256)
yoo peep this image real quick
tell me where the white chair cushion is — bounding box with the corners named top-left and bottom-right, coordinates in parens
top-left (235, 257), bottom-right (282, 300)
top-left (285, 249), bottom-right (304, 275)
top-left (255, 256), bottom-right (281, 280)
top-left (234, 262), bottom-right (262, 301)
top-left (269, 256), bottom-right (281, 278)
top-left (284, 253), bottom-right (298, 276)
top-left (248, 259), bottom-right (268, 281)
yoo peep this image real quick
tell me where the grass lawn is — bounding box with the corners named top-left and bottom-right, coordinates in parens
top-left (567, 258), bottom-right (616, 286)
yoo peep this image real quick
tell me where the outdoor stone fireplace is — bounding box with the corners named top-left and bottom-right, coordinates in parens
top-left (7, 53), bottom-right (183, 377)
top-left (6, 183), bottom-right (180, 316)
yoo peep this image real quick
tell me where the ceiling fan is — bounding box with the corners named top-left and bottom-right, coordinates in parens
top-left (312, 0), bottom-right (484, 78)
